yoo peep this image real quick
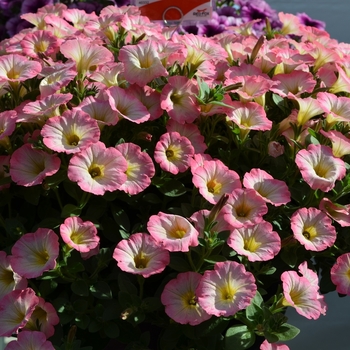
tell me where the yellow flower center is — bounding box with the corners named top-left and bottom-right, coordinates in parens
top-left (220, 282), bottom-right (236, 302)
top-left (302, 226), bottom-right (317, 240)
top-left (66, 134), bottom-right (80, 146)
top-left (169, 227), bottom-right (187, 239)
top-left (243, 236), bottom-right (261, 252)
top-left (207, 179), bottom-right (222, 194)
top-left (0, 268), bottom-right (14, 286)
top-left (35, 250), bottom-right (50, 265)
top-left (134, 251), bottom-right (149, 269)
top-left (166, 149), bottom-right (174, 159)
top-left (182, 291), bottom-right (198, 308)
top-left (89, 165), bottom-right (103, 179)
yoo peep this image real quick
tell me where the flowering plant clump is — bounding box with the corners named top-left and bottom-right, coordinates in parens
top-left (1, 1), bottom-right (350, 349)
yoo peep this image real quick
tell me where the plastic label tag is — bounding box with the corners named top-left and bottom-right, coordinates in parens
top-left (133, 0), bottom-right (213, 23)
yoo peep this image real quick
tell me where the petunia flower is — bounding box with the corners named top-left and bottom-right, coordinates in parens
top-left (227, 221), bottom-right (281, 262)
top-left (226, 101), bottom-right (272, 133)
top-left (319, 197), bottom-right (350, 227)
top-left (222, 188), bottom-right (268, 229)
top-left (23, 297), bottom-right (59, 338)
top-left (243, 168), bottom-right (291, 206)
top-left (154, 132), bottom-right (194, 175)
top-left (196, 260), bottom-right (257, 317)
top-left (160, 76), bottom-right (200, 124)
top-left (0, 110), bottom-right (17, 141)
top-left (281, 262), bottom-right (326, 319)
top-left (317, 92), bottom-right (350, 127)
top-left (293, 96), bottom-right (324, 126)
top-left (147, 212), bottom-right (199, 252)
top-left (21, 30), bottom-right (61, 59)
top-left (60, 38), bottom-right (114, 78)
top-left (260, 340), bottom-right (290, 350)
top-left (295, 144), bottom-right (346, 192)
top-left (118, 39), bottom-right (168, 86)
top-left (0, 288), bottom-right (39, 336)
top-left (60, 216), bottom-right (100, 253)
top-left (161, 272), bottom-right (211, 326)
top-left (41, 109), bottom-right (100, 154)
top-left (67, 141), bottom-right (127, 196)
top-left (106, 85), bottom-right (151, 124)
top-left (330, 253), bottom-right (350, 295)
top-left (0, 53), bottom-right (42, 84)
top-left (113, 233), bottom-right (170, 278)
top-left (9, 143), bottom-right (61, 187)
top-left (116, 142), bottom-right (155, 195)
top-left (192, 159), bottom-right (241, 205)
top-left (290, 207), bottom-right (336, 251)
top-left (10, 228), bottom-right (60, 279)
top-left (320, 129), bottom-right (350, 157)
top-left (166, 119), bottom-right (207, 154)
top-left (5, 330), bottom-right (55, 350)
top-left (0, 251), bottom-right (27, 300)
top-left (75, 94), bottom-right (119, 128)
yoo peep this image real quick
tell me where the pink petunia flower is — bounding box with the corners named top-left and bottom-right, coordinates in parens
top-left (166, 119), bottom-right (207, 154)
top-left (75, 95), bottom-right (119, 129)
top-left (23, 297), bottom-right (59, 338)
top-left (41, 109), bottom-right (100, 154)
top-left (160, 76), bottom-right (200, 124)
top-left (115, 142), bottom-right (155, 195)
top-left (147, 212), bottom-right (199, 252)
top-left (0, 288), bottom-right (39, 336)
top-left (290, 207), bottom-right (336, 251)
top-left (190, 209), bottom-right (232, 238)
top-left (21, 30), bottom-right (61, 59)
top-left (295, 144), bottom-right (346, 192)
top-left (226, 101), bottom-right (272, 133)
top-left (60, 216), bottom-right (100, 253)
top-left (154, 132), bottom-right (194, 175)
top-left (260, 340), bottom-right (290, 350)
top-left (317, 92), bottom-right (350, 126)
top-left (5, 331), bottom-right (55, 350)
top-left (192, 159), bottom-right (241, 205)
top-left (17, 93), bottom-right (73, 125)
top-left (9, 144), bottom-right (61, 187)
top-left (113, 233), bottom-right (170, 278)
top-left (243, 168), bottom-right (291, 206)
top-left (319, 197), bottom-right (350, 227)
top-left (161, 272), bottom-right (211, 326)
top-left (281, 262), bottom-right (326, 319)
top-left (227, 221), bottom-right (281, 262)
top-left (0, 110), bottom-right (17, 140)
top-left (67, 141), bottom-right (127, 196)
top-left (222, 188), bottom-right (268, 229)
top-left (10, 228), bottom-right (60, 279)
top-left (319, 129), bottom-right (350, 158)
top-left (196, 261), bottom-right (257, 317)
top-left (106, 86), bottom-right (151, 124)
top-left (118, 40), bottom-right (168, 86)
top-left (330, 253), bottom-right (350, 295)
top-left (0, 54), bottom-right (42, 84)
top-left (60, 38), bottom-right (114, 78)
top-left (0, 251), bottom-right (27, 300)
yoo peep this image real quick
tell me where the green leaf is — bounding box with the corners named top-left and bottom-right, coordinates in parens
top-left (61, 204), bottom-right (82, 218)
top-left (142, 193), bottom-right (162, 204)
top-left (90, 281), bottom-right (113, 299)
top-left (154, 178), bottom-right (187, 197)
top-left (245, 292), bottom-right (264, 323)
top-left (73, 299), bottom-right (89, 313)
top-left (71, 280), bottom-right (89, 296)
top-left (104, 322), bottom-right (120, 338)
top-left (75, 314), bottom-right (90, 330)
top-left (118, 273), bottom-right (138, 295)
top-left (111, 204), bottom-right (130, 231)
top-left (169, 255), bottom-right (192, 272)
top-left (225, 325), bottom-right (256, 350)
top-left (275, 323), bottom-right (300, 341)
top-left (204, 255), bottom-right (227, 264)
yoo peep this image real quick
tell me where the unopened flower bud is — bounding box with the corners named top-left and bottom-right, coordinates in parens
top-left (268, 141), bottom-right (284, 158)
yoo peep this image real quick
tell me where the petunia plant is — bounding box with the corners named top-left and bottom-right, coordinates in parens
top-left (0, 1), bottom-right (350, 350)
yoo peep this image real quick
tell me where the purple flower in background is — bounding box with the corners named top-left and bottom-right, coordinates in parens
top-left (297, 12), bottom-right (326, 30)
top-left (0, 0), bottom-right (22, 17)
top-left (5, 15), bottom-right (32, 37)
top-left (21, 0), bottom-right (53, 14)
top-left (68, 1), bottom-right (104, 13)
top-left (216, 5), bottom-right (238, 18)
